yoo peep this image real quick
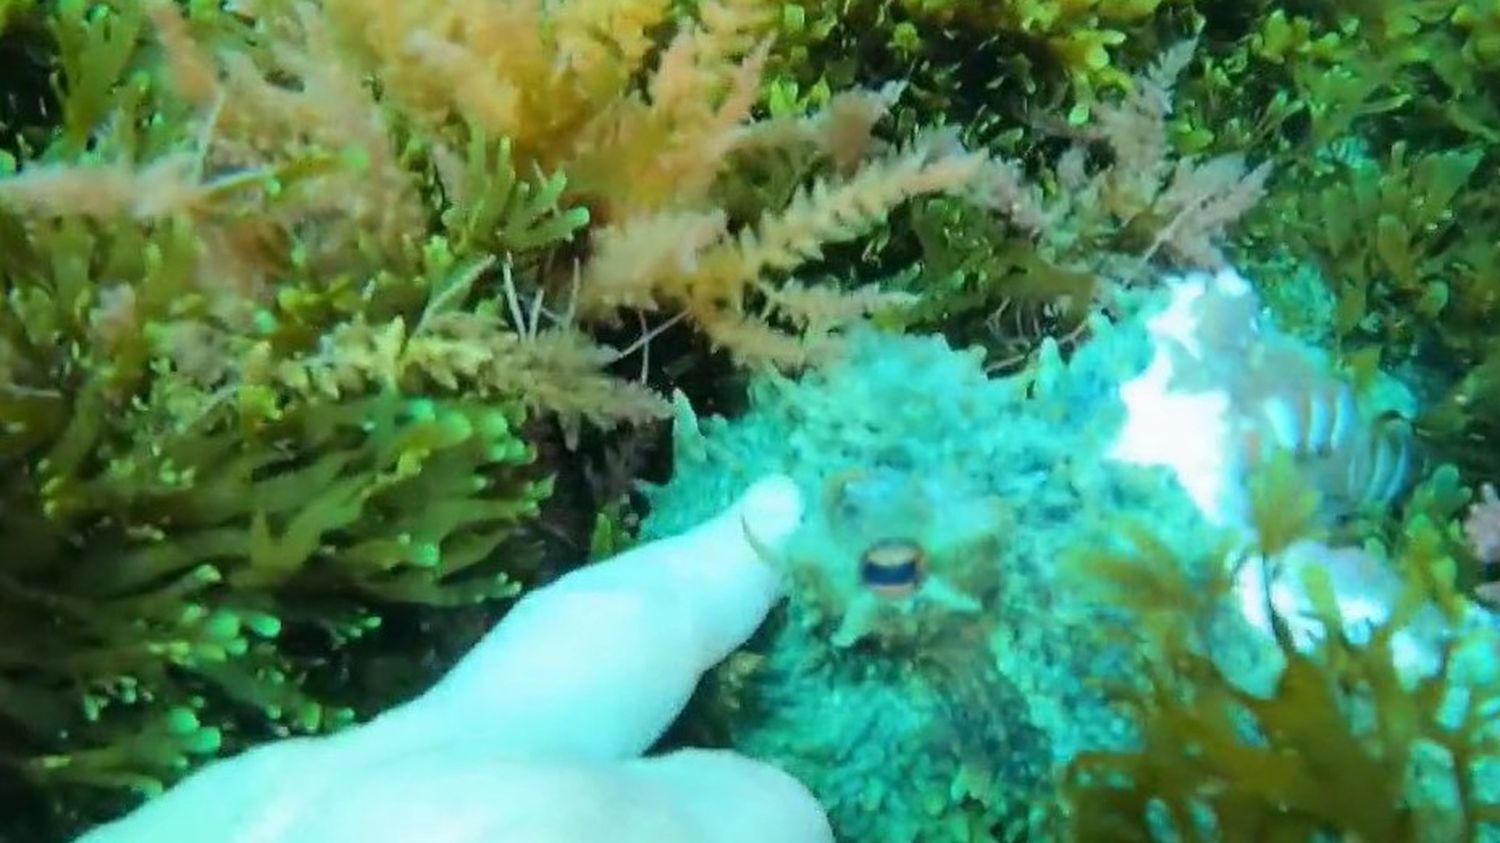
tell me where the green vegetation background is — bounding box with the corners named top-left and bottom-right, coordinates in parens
top-left (2, 0), bottom-right (1500, 839)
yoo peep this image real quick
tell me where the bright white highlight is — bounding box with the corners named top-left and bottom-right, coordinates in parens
top-left (1109, 269), bottom-right (1253, 526)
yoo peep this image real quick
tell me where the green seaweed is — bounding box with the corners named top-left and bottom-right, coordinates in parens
top-left (1060, 465), bottom-right (1500, 841)
top-left (0, 1), bottom-right (581, 832)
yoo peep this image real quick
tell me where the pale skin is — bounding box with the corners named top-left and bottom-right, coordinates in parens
top-left (76, 476), bottom-right (833, 843)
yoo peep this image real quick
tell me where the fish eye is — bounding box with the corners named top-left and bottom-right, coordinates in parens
top-left (859, 538), bottom-right (927, 599)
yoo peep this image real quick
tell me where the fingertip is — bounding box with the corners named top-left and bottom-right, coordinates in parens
top-left (737, 474), bottom-right (804, 551)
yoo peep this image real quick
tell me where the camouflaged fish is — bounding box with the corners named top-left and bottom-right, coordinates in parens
top-left (1235, 376), bottom-right (1418, 512)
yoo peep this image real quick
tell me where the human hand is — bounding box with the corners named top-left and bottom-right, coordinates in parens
top-left (77, 475), bottom-right (831, 843)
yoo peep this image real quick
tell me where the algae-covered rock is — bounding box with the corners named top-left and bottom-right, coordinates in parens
top-left (643, 300), bottom-right (1219, 840)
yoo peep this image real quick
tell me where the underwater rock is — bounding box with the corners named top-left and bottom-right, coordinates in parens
top-left (644, 302), bottom-right (1213, 839)
top-left (642, 267), bottom-right (1436, 841)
